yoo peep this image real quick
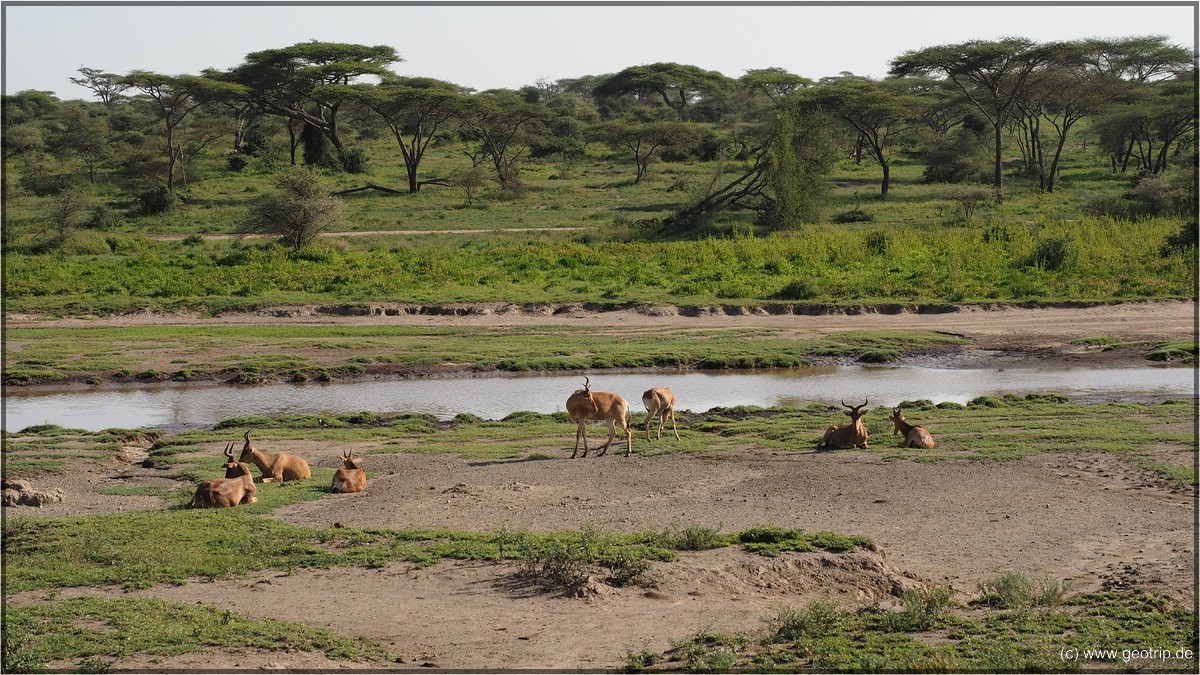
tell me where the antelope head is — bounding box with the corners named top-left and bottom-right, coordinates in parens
top-left (340, 450), bottom-right (363, 470)
top-left (841, 398), bottom-right (869, 421)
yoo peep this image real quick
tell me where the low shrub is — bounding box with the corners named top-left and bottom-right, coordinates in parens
top-left (975, 571), bottom-right (1070, 609)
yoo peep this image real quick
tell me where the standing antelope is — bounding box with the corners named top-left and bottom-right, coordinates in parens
top-left (331, 450), bottom-right (367, 493)
top-left (565, 376), bottom-right (633, 458)
top-left (191, 443), bottom-right (258, 508)
top-left (890, 406), bottom-right (936, 449)
top-left (818, 399), bottom-right (871, 449)
top-left (642, 387), bottom-right (680, 441)
top-left (239, 430), bottom-right (312, 483)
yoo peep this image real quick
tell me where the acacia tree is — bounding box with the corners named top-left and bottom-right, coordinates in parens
top-left (809, 78), bottom-right (921, 198)
top-left (890, 38), bottom-right (1056, 202)
top-left (458, 90), bottom-right (549, 190)
top-left (334, 77), bottom-right (468, 192)
top-left (49, 103), bottom-right (112, 183)
top-left (1079, 35), bottom-right (1194, 83)
top-left (69, 67), bottom-right (129, 106)
top-left (230, 41), bottom-right (400, 164)
top-left (739, 68), bottom-right (813, 105)
top-left (589, 109), bottom-right (700, 183)
top-left (1092, 74), bottom-right (1197, 176)
top-left (1080, 36), bottom-right (1195, 175)
top-left (118, 71), bottom-right (244, 192)
top-left (1010, 42), bottom-right (1132, 192)
top-left (593, 62), bottom-right (732, 120)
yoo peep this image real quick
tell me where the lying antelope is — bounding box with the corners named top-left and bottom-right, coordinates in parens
top-left (890, 405), bottom-right (936, 449)
top-left (331, 450), bottom-right (367, 493)
top-left (191, 443), bottom-right (258, 508)
top-left (565, 376), bottom-right (633, 458)
top-left (239, 430), bottom-right (312, 483)
top-left (642, 387), bottom-right (680, 441)
top-left (818, 399), bottom-right (870, 449)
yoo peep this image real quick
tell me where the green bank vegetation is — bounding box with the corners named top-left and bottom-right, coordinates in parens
top-left (3, 325), bottom-right (972, 385)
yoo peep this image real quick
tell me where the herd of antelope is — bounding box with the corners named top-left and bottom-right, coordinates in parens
top-left (191, 379), bottom-right (935, 508)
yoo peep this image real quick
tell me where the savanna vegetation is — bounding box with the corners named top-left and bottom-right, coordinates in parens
top-left (2, 36), bottom-right (1195, 318)
top-left (3, 34), bottom-right (1196, 673)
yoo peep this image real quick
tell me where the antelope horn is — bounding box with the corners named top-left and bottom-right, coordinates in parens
top-left (244, 430), bottom-right (252, 441)
top-left (583, 376), bottom-right (591, 391)
top-left (224, 442), bottom-right (234, 460)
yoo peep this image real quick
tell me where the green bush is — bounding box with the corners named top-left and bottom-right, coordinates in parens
top-left (975, 571), bottom-right (1070, 609)
top-left (770, 600), bottom-right (845, 640)
top-left (772, 279), bottom-right (818, 301)
top-left (1028, 234), bottom-right (1077, 271)
top-left (136, 184), bottom-right (176, 216)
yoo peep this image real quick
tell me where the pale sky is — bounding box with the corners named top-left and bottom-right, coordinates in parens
top-left (2, 2), bottom-right (1196, 101)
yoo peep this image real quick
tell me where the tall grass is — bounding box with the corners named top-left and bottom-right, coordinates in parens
top-left (4, 215), bottom-right (1191, 315)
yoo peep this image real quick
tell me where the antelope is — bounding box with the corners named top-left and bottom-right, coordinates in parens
top-left (642, 387), bottom-right (680, 441)
top-left (191, 443), bottom-right (258, 508)
top-left (239, 430), bottom-right (312, 483)
top-left (331, 450), bottom-right (367, 493)
top-left (818, 399), bottom-right (871, 449)
top-left (565, 376), bottom-right (633, 458)
top-left (890, 406), bottom-right (936, 449)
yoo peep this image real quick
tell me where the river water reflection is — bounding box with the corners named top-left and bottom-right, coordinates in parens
top-left (4, 363), bottom-right (1194, 433)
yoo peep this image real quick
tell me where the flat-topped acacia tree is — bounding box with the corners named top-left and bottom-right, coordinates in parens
top-left (229, 41), bottom-right (401, 161)
top-left (327, 76), bottom-right (469, 192)
top-left (890, 37), bottom-right (1056, 204)
top-left (118, 71), bottom-right (245, 192)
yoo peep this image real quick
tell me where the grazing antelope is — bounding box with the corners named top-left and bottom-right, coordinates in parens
top-left (890, 406), bottom-right (936, 449)
top-left (565, 376), bottom-right (633, 458)
top-left (642, 387), bottom-right (680, 441)
top-left (191, 443), bottom-right (258, 508)
top-left (818, 399), bottom-right (871, 449)
top-left (239, 430), bottom-right (312, 483)
top-left (331, 450), bottom-right (367, 494)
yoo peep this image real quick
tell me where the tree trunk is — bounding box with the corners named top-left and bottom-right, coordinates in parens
top-left (880, 161), bottom-right (890, 198)
top-left (165, 124), bottom-right (177, 192)
top-left (287, 120), bottom-right (300, 165)
top-left (992, 122), bottom-right (1004, 203)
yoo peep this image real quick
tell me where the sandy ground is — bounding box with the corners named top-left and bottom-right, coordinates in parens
top-left (4, 300), bottom-right (1197, 671)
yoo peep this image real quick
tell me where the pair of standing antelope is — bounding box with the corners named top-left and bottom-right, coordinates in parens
top-left (817, 399), bottom-right (936, 450)
top-left (190, 430), bottom-right (367, 508)
top-left (565, 378), bottom-right (680, 458)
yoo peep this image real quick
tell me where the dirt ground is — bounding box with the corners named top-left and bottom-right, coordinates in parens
top-left (4, 300), bottom-right (1197, 671)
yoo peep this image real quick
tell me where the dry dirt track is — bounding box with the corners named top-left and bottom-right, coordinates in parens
top-left (4, 300), bottom-right (1197, 671)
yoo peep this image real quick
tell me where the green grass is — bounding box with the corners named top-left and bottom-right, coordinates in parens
top-left (687, 397), bottom-right (1196, 484)
top-left (4, 137), bottom-right (1195, 317)
top-left (1147, 339), bottom-right (1198, 363)
top-left (5, 214), bottom-right (1192, 316)
top-left (3, 324), bottom-right (969, 385)
top-left (641, 589), bottom-right (1197, 673)
top-left (0, 509), bottom-right (871, 596)
top-left (2, 596), bottom-right (395, 672)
